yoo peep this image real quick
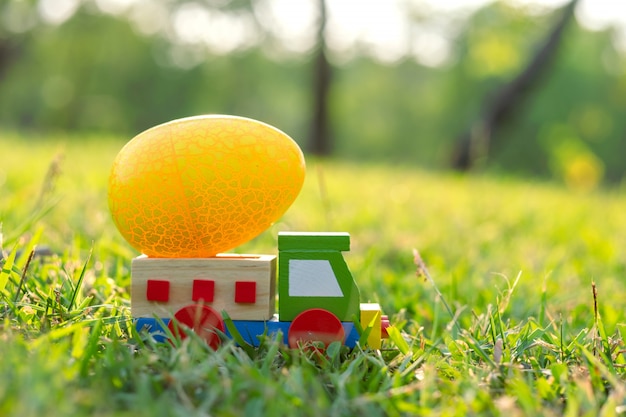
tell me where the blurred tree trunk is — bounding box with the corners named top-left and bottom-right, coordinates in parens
top-left (0, 39), bottom-right (21, 81)
top-left (451, 0), bottom-right (580, 170)
top-left (309, 0), bottom-right (333, 156)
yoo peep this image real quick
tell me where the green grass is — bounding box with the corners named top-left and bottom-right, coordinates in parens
top-left (1, 133), bottom-right (625, 416)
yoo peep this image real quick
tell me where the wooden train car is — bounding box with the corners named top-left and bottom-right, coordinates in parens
top-left (133, 232), bottom-right (390, 349)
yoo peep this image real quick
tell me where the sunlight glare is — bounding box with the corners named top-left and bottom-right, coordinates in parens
top-left (129, 0), bottom-right (169, 36)
top-left (412, 31), bottom-right (453, 67)
top-left (38, 0), bottom-right (80, 25)
top-left (253, 0), bottom-right (318, 54)
top-left (94, 0), bottom-right (136, 15)
top-left (203, 11), bottom-right (258, 54)
top-left (172, 3), bottom-right (212, 45)
top-left (326, 0), bottom-right (409, 63)
top-left (172, 2), bottom-right (258, 55)
top-left (577, 0), bottom-right (626, 52)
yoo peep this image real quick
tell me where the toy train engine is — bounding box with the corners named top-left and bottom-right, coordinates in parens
top-left (132, 232), bottom-right (390, 349)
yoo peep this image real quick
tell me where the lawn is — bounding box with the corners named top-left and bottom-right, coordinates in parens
top-left (1, 133), bottom-right (625, 416)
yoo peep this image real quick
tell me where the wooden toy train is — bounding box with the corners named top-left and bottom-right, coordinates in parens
top-left (133, 231), bottom-right (390, 349)
top-left (108, 115), bottom-right (390, 349)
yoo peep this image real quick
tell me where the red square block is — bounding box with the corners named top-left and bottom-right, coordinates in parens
top-left (192, 279), bottom-right (215, 302)
top-left (234, 281), bottom-right (256, 304)
top-left (146, 279), bottom-right (170, 302)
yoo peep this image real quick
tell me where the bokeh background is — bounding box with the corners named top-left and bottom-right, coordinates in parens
top-left (1, 0), bottom-right (625, 188)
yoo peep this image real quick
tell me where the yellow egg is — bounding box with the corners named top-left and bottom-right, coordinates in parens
top-left (108, 115), bottom-right (305, 258)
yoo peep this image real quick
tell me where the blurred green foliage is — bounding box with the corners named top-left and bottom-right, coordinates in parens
top-left (1, 0), bottom-right (625, 185)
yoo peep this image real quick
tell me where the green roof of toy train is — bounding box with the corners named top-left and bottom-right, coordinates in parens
top-left (277, 232), bottom-right (350, 252)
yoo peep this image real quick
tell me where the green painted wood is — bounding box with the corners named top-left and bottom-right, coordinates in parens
top-left (278, 248), bottom-right (360, 322)
top-left (278, 232), bottom-right (350, 252)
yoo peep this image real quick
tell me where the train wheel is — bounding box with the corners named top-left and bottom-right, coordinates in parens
top-left (288, 308), bottom-right (345, 349)
top-left (168, 304), bottom-right (225, 349)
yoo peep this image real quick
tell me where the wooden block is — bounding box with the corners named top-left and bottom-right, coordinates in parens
top-left (135, 316), bottom-right (362, 348)
top-left (131, 254), bottom-right (276, 321)
top-left (278, 232), bottom-right (350, 252)
top-left (146, 279), bottom-right (170, 302)
top-left (234, 281), bottom-right (257, 304)
top-left (360, 303), bottom-right (382, 349)
top-left (278, 250), bottom-right (360, 322)
top-left (192, 279), bottom-right (215, 302)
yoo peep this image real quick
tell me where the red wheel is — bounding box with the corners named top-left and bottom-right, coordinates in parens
top-left (288, 308), bottom-right (345, 349)
top-left (168, 304), bottom-right (225, 349)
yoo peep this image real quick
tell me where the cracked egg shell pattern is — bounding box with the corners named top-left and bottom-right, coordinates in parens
top-left (108, 115), bottom-right (306, 258)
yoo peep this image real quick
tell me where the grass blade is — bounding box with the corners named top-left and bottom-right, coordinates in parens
top-left (0, 243), bottom-right (19, 293)
top-left (69, 245), bottom-right (93, 311)
top-left (387, 325), bottom-right (410, 354)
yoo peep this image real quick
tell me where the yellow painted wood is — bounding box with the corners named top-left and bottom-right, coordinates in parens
top-left (360, 303), bottom-right (382, 349)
